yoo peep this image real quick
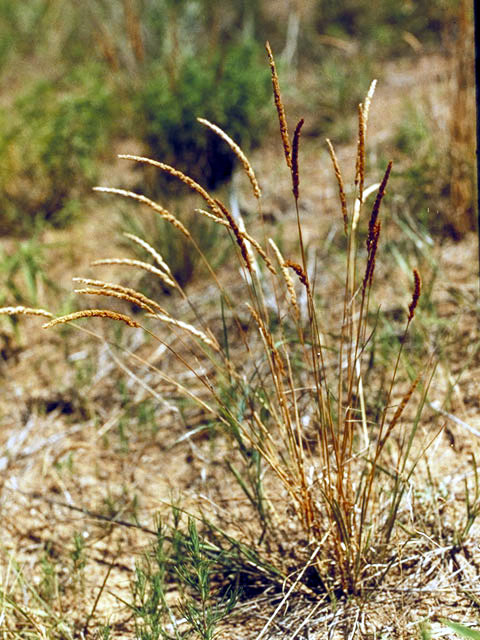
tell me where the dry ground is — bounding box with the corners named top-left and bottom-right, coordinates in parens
top-left (1, 52), bottom-right (479, 639)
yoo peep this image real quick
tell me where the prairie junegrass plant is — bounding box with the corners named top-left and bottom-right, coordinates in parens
top-left (3, 42), bottom-right (432, 598)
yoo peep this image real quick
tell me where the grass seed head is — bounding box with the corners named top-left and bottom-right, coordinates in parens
top-left (285, 260), bottom-right (310, 291)
top-left (117, 155), bottom-right (224, 219)
top-left (43, 309), bottom-right (141, 329)
top-left (266, 41), bottom-right (292, 169)
top-left (291, 118), bottom-right (305, 201)
top-left (94, 186), bottom-right (190, 238)
top-left (0, 306), bottom-right (53, 319)
top-left (408, 268), bottom-right (422, 321)
top-left (326, 138), bottom-right (348, 234)
top-left (197, 117), bottom-right (261, 200)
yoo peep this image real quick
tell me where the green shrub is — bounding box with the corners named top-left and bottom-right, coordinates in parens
top-left (137, 40), bottom-right (271, 191)
top-left (0, 64), bottom-right (115, 231)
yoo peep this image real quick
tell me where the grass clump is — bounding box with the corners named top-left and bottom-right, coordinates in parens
top-left (34, 42), bottom-right (442, 604)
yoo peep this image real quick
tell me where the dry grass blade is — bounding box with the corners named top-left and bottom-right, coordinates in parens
top-left (197, 117), bottom-right (261, 199)
top-left (43, 309), bottom-right (140, 329)
top-left (148, 312), bottom-right (220, 351)
top-left (195, 208), bottom-right (229, 227)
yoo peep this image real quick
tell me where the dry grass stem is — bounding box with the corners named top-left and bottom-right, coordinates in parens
top-left (91, 258), bottom-right (177, 289)
top-left (239, 230), bottom-right (276, 274)
top-left (326, 138), bottom-right (348, 234)
top-left (381, 373), bottom-right (421, 444)
top-left (266, 41), bottom-right (292, 169)
top-left (195, 205), bottom-right (273, 273)
top-left (93, 186), bottom-right (190, 237)
top-left (197, 117), bottom-right (261, 199)
top-left (213, 199), bottom-right (252, 272)
top-left (149, 313), bottom-right (220, 351)
top-left (0, 306), bottom-right (53, 319)
top-left (43, 309), bottom-right (141, 329)
top-left (268, 239), bottom-right (299, 317)
top-left (117, 155), bottom-right (224, 219)
top-left (247, 303), bottom-right (286, 376)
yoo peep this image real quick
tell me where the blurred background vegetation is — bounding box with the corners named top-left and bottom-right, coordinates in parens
top-left (0, 0), bottom-right (473, 240)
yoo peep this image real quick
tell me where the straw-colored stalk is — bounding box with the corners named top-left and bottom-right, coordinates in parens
top-left (247, 303), bottom-right (286, 377)
top-left (268, 239), bottom-right (299, 318)
top-left (148, 312), bottom-right (220, 352)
